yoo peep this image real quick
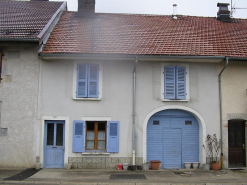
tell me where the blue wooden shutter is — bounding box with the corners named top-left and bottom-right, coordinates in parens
top-left (77, 64), bottom-right (87, 98)
top-left (164, 66), bottom-right (176, 99)
top-left (73, 120), bottom-right (84, 153)
top-left (88, 64), bottom-right (99, 98)
top-left (176, 66), bottom-right (186, 100)
top-left (107, 121), bottom-right (119, 153)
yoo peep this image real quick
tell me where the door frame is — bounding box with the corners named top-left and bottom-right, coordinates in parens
top-left (40, 116), bottom-right (69, 168)
top-left (44, 121), bottom-right (65, 168)
top-left (228, 119), bottom-right (246, 167)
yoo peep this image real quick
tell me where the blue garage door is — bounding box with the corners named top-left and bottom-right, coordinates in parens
top-left (163, 128), bottom-right (182, 169)
top-left (147, 109), bottom-right (199, 169)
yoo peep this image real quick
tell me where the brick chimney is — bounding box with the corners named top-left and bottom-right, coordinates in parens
top-left (217, 3), bottom-right (231, 22)
top-left (78, 0), bottom-right (95, 13)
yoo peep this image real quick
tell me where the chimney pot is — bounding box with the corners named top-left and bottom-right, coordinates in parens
top-left (78, 0), bottom-right (95, 13)
top-left (217, 3), bottom-right (231, 22)
top-left (172, 4), bottom-right (177, 20)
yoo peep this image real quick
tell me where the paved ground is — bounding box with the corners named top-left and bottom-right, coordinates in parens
top-left (1, 168), bottom-right (247, 185)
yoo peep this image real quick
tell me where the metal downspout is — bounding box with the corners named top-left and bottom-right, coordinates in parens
top-left (219, 57), bottom-right (229, 169)
top-left (133, 57), bottom-right (138, 166)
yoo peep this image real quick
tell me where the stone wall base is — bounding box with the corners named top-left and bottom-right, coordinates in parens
top-left (68, 157), bottom-right (143, 169)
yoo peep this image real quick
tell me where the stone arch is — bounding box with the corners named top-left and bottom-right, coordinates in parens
top-left (143, 105), bottom-right (206, 165)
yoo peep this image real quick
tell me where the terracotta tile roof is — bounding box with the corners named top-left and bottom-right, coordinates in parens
top-left (42, 12), bottom-right (247, 57)
top-left (0, 0), bottom-right (64, 40)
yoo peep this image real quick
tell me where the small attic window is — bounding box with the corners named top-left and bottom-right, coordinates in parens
top-left (185, 121), bottom-right (192, 125)
top-left (153, 121), bottom-right (160, 125)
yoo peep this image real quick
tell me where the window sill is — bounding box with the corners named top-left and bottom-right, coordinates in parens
top-left (81, 152), bottom-right (110, 155)
top-left (73, 97), bottom-right (102, 101)
top-left (161, 99), bottom-right (189, 102)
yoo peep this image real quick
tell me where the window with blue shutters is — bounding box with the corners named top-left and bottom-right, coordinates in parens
top-left (72, 120), bottom-right (119, 153)
top-left (76, 64), bottom-right (99, 98)
top-left (164, 66), bottom-right (187, 100)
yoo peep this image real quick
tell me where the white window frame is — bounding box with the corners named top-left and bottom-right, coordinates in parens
top-left (72, 61), bottom-right (103, 100)
top-left (161, 62), bottom-right (190, 101)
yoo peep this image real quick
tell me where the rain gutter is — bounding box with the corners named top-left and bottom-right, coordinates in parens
top-left (0, 38), bottom-right (39, 42)
top-left (39, 53), bottom-right (226, 61)
top-left (132, 57), bottom-right (137, 166)
top-left (219, 57), bottom-right (229, 169)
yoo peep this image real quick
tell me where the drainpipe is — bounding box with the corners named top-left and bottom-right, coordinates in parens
top-left (219, 57), bottom-right (229, 169)
top-left (132, 56), bottom-right (138, 166)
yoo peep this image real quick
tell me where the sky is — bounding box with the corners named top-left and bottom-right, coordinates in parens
top-left (50, 0), bottom-right (247, 18)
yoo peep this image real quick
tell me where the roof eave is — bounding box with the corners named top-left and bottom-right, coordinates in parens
top-left (39, 53), bottom-right (227, 62)
top-left (37, 1), bottom-right (67, 45)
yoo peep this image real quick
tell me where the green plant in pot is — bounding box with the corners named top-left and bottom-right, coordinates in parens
top-left (203, 134), bottom-right (221, 171)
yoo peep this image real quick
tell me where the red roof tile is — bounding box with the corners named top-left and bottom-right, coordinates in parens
top-left (42, 12), bottom-right (247, 57)
top-left (0, 0), bottom-right (64, 39)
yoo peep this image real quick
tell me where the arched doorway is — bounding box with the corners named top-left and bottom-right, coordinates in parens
top-left (143, 106), bottom-right (206, 169)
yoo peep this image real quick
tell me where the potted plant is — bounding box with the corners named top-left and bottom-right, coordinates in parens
top-left (203, 134), bottom-right (221, 171)
top-left (150, 160), bottom-right (161, 170)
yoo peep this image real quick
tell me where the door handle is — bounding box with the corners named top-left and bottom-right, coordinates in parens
top-left (243, 144), bottom-right (245, 150)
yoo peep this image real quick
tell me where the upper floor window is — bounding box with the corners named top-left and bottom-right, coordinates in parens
top-left (73, 62), bottom-right (102, 100)
top-left (77, 64), bottom-right (99, 98)
top-left (161, 63), bottom-right (189, 101)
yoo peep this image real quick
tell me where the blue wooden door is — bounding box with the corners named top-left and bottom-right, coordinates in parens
top-left (163, 128), bottom-right (182, 169)
top-left (44, 121), bottom-right (65, 168)
top-left (147, 109), bottom-right (199, 169)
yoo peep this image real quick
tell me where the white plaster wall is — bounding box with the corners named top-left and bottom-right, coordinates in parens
top-left (41, 58), bottom-right (220, 163)
top-left (41, 59), bottom-right (134, 159)
top-left (0, 43), bottom-right (40, 168)
top-left (218, 61), bottom-right (247, 168)
top-left (136, 61), bottom-right (220, 158)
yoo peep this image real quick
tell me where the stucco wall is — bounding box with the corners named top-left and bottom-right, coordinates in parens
top-left (218, 61), bottom-right (247, 168)
top-left (0, 43), bottom-right (40, 168)
top-left (41, 58), bottom-right (220, 167)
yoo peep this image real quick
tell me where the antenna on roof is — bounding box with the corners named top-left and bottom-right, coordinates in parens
top-left (231, 0), bottom-right (247, 17)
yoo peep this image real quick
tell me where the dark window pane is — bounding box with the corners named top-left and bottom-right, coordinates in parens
top-left (236, 123), bottom-right (243, 146)
top-left (98, 122), bottom-right (105, 131)
top-left (153, 121), bottom-right (159, 125)
top-left (185, 121), bottom-right (192, 125)
top-left (47, 123), bottom-right (54, 145)
top-left (56, 124), bottom-right (64, 146)
top-left (87, 122), bottom-right (94, 131)
top-left (229, 123), bottom-right (235, 146)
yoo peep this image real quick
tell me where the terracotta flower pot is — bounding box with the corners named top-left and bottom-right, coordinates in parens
top-left (150, 160), bottom-right (160, 170)
top-left (211, 161), bottom-right (219, 171)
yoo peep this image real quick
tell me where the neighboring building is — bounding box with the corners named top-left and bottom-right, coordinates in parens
top-left (0, 0), bottom-right (66, 168)
top-left (220, 60), bottom-right (247, 168)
